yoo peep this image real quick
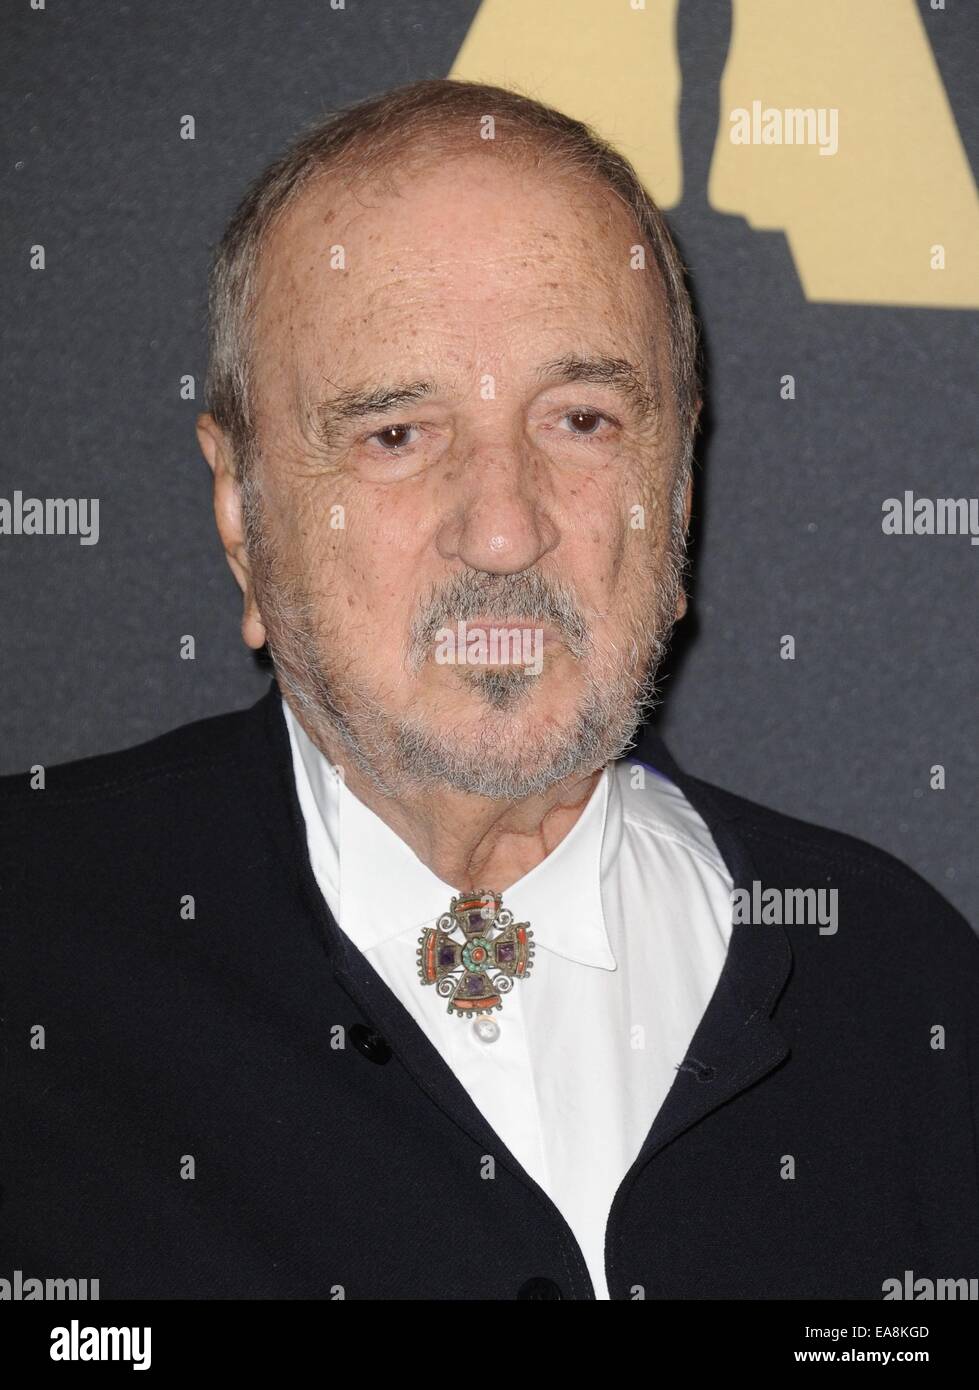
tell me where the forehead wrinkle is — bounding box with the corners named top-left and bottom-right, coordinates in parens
top-left (265, 179), bottom-right (650, 338)
top-left (326, 263), bottom-right (648, 353)
top-left (285, 187), bottom-right (632, 313)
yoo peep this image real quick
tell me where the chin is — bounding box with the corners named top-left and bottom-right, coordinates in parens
top-left (390, 673), bottom-right (604, 795)
top-left (446, 667), bottom-right (577, 721)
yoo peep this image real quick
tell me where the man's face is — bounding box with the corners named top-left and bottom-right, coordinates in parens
top-left (234, 150), bottom-right (689, 799)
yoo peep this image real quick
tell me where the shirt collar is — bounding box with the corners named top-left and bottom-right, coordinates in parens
top-left (283, 697), bottom-right (619, 970)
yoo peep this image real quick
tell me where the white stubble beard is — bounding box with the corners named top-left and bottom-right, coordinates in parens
top-left (244, 469), bottom-right (689, 801)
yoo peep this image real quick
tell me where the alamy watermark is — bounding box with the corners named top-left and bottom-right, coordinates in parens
top-left (434, 621), bottom-right (544, 676)
top-left (881, 491), bottom-right (979, 545)
top-left (882, 1269), bottom-right (978, 1300)
top-left (0, 490), bottom-right (100, 545)
top-left (50, 1320), bottom-right (151, 1371)
top-left (1, 1268), bottom-right (100, 1299)
top-left (731, 881), bottom-right (838, 935)
top-left (729, 100), bottom-right (839, 156)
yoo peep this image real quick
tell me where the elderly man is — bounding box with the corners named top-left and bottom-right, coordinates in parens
top-left (2, 78), bottom-right (977, 1302)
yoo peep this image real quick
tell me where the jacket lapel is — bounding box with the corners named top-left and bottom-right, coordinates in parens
top-left (625, 724), bottom-right (793, 1168)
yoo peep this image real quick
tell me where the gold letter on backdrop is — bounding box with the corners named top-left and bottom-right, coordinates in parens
top-left (452, 0), bottom-right (978, 307)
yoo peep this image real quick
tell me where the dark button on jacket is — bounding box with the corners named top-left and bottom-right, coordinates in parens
top-left (350, 1025), bottom-right (392, 1065)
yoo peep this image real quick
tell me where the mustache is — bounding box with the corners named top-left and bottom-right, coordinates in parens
top-left (407, 570), bottom-right (589, 666)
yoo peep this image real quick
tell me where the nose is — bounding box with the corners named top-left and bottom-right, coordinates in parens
top-left (435, 442), bottom-right (559, 576)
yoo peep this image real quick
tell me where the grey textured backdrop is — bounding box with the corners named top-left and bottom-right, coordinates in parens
top-left (2, 0), bottom-right (976, 923)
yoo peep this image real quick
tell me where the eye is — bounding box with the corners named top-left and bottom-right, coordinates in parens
top-left (559, 409), bottom-right (615, 436)
top-left (368, 423), bottom-right (420, 451)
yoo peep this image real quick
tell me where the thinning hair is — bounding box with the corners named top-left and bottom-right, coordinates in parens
top-left (203, 77), bottom-right (702, 497)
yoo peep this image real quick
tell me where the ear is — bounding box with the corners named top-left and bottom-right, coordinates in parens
top-left (674, 472), bottom-right (694, 621)
top-left (196, 413), bottom-right (267, 650)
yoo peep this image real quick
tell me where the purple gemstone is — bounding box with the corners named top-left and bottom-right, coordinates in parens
top-left (496, 943), bottom-right (514, 961)
top-left (469, 913), bottom-right (483, 927)
top-left (438, 946), bottom-right (456, 967)
top-left (466, 976), bottom-right (483, 994)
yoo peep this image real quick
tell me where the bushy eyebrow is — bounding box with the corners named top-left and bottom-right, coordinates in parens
top-left (311, 353), bottom-right (660, 446)
top-left (535, 354), bottom-right (661, 421)
top-left (312, 381), bottom-right (435, 447)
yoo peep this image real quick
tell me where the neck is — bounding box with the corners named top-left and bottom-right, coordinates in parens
top-left (290, 701), bottom-right (604, 892)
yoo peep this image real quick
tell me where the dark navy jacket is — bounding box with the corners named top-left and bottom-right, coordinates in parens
top-left (2, 682), bottom-right (978, 1299)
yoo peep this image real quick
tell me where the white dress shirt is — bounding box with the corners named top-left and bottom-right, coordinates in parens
top-left (283, 700), bottom-right (734, 1299)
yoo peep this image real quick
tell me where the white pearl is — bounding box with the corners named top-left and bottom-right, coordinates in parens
top-left (472, 1017), bottom-right (501, 1043)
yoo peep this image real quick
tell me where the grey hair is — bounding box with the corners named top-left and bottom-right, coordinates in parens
top-left (204, 77), bottom-right (702, 487)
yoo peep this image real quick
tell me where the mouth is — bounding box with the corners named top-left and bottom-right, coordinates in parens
top-left (460, 617), bottom-right (563, 644)
top-left (422, 616), bottom-right (563, 675)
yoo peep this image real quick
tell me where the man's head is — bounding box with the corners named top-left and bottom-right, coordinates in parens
top-left (196, 79), bottom-right (702, 801)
